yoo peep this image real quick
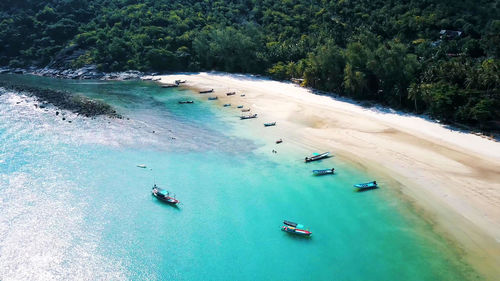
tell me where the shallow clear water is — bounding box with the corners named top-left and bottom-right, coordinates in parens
top-left (0, 74), bottom-right (480, 280)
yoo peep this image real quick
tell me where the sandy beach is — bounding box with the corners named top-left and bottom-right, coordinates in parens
top-left (155, 72), bottom-right (500, 279)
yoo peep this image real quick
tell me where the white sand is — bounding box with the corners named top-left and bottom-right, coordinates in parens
top-left (155, 72), bottom-right (500, 278)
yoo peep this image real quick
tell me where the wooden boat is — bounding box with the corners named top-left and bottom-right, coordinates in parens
top-left (264, 122), bottom-right (276, 127)
top-left (276, 139), bottom-right (283, 144)
top-left (241, 108), bottom-right (251, 112)
top-left (283, 220), bottom-right (305, 228)
top-left (208, 96), bottom-right (218, 100)
top-left (175, 79), bottom-right (186, 84)
top-left (199, 89), bottom-right (214, 94)
top-left (178, 100), bottom-right (194, 104)
top-left (281, 226), bottom-right (311, 237)
top-left (312, 168), bottom-right (335, 175)
top-left (162, 83), bottom-right (178, 88)
top-left (152, 184), bottom-right (179, 204)
top-left (226, 92), bottom-right (236, 96)
top-left (223, 103), bottom-right (231, 107)
top-left (305, 152), bottom-right (330, 162)
top-left (353, 181), bottom-right (378, 191)
top-left (240, 114), bottom-right (258, 120)
top-left (237, 105), bottom-right (243, 108)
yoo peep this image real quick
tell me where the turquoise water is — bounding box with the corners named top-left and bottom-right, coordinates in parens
top-left (0, 74), bottom-right (480, 280)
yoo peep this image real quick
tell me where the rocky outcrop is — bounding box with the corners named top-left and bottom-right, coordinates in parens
top-left (0, 83), bottom-right (122, 118)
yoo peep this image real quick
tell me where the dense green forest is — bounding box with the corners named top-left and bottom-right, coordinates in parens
top-left (0, 0), bottom-right (499, 130)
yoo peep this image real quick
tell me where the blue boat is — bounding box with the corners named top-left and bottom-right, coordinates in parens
top-left (208, 96), bottom-right (218, 100)
top-left (312, 168), bottom-right (335, 175)
top-left (237, 105), bottom-right (243, 108)
top-left (223, 103), bottom-right (231, 107)
top-left (264, 122), bottom-right (276, 127)
top-left (353, 181), bottom-right (378, 190)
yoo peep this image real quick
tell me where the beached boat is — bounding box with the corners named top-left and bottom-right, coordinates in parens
top-left (241, 109), bottom-right (251, 112)
top-left (175, 80), bottom-right (186, 84)
top-left (223, 104), bottom-right (231, 107)
top-left (178, 100), bottom-right (194, 104)
top-left (237, 105), bottom-right (243, 108)
top-left (152, 184), bottom-right (179, 204)
top-left (312, 168), bottom-right (335, 175)
top-left (199, 89), bottom-right (214, 94)
top-left (226, 92), bottom-right (236, 96)
top-left (208, 97), bottom-right (218, 100)
top-left (240, 114), bottom-right (258, 120)
top-left (240, 94), bottom-right (246, 97)
top-left (276, 139), bottom-right (283, 144)
top-left (264, 122), bottom-right (276, 127)
top-left (353, 181), bottom-right (378, 191)
top-left (281, 226), bottom-right (312, 237)
top-left (305, 152), bottom-right (330, 162)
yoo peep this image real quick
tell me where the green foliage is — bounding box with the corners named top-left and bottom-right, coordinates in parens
top-left (0, 0), bottom-right (499, 130)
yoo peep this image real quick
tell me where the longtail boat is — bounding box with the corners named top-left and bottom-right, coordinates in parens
top-left (264, 122), bottom-right (276, 127)
top-left (312, 168), bottom-right (335, 175)
top-left (226, 92), bottom-right (236, 96)
top-left (152, 184), bottom-right (179, 204)
top-left (240, 114), bottom-right (258, 120)
top-left (199, 89), bottom-right (214, 94)
top-left (276, 139), bottom-right (283, 144)
top-left (237, 105), bottom-right (243, 108)
top-left (208, 96), bottom-right (218, 100)
top-left (224, 103), bottom-right (231, 107)
top-left (281, 226), bottom-right (312, 237)
top-left (178, 100), bottom-right (194, 104)
top-left (353, 181), bottom-right (378, 191)
top-left (305, 152), bottom-right (330, 162)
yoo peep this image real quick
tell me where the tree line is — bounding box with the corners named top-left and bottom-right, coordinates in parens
top-left (0, 0), bottom-right (499, 130)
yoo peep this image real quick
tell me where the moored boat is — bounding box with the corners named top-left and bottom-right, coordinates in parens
top-left (237, 105), bottom-right (243, 108)
top-left (353, 181), bottom-right (378, 191)
top-left (226, 92), bottom-right (236, 96)
top-left (305, 152), bottom-right (330, 162)
top-left (208, 96), bottom-right (218, 100)
top-left (241, 108), bottom-right (251, 112)
top-left (264, 122), bottom-right (276, 127)
top-left (175, 79), bottom-right (186, 84)
top-left (224, 103), bottom-right (231, 107)
top-left (312, 168), bottom-right (335, 175)
top-left (240, 114), bottom-right (258, 120)
top-left (178, 100), bottom-right (194, 104)
top-left (281, 226), bottom-right (312, 236)
top-left (137, 164), bottom-right (147, 168)
top-left (276, 139), bottom-right (283, 144)
top-left (152, 184), bottom-right (179, 204)
top-left (199, 89), bottom-right (214, 94)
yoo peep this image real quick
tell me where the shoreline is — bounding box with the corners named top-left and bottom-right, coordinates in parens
top-left (155, 72), bottom-right (500, 280)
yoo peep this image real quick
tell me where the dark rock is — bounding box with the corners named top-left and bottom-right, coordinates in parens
top-left (0, 82), bottom-right (122, 118)
top-left (56, 111), bottom-right (59, 115)
top-left (62, 117), bottom-right (66, 120)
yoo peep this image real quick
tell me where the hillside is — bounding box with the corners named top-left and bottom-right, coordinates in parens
top-left (0, 0), bottom-right (499, 130)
